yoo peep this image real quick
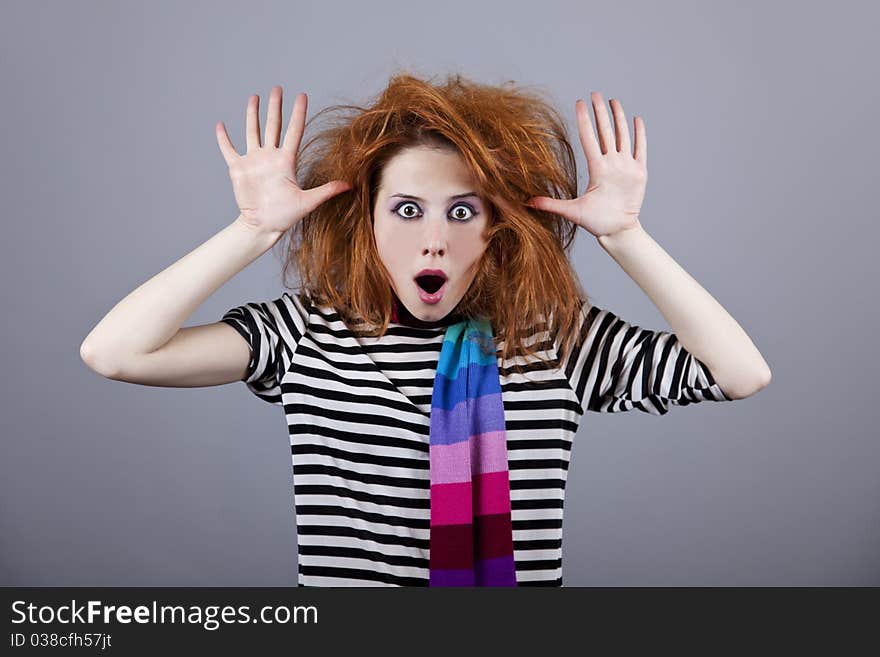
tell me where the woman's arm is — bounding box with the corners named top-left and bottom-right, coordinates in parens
top-left (527, 91), bottom-right (770, 400)
top-left (80, 87), bottom-right (351, 379)
top-left (597, 219), bottom-right (771, 400)
top-left (80, 216), bottom-right (281, 373)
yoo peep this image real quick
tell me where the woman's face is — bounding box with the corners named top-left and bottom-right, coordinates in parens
top-left (373, 145), bottom-right (490, 322)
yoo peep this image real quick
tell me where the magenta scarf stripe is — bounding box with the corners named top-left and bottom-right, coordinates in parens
top-left (429, 318), bottom-right (518, 587)
top-left (430, 473), bottom-right (513, 524)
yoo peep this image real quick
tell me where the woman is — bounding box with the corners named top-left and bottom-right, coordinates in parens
top-left (80, 72), bottom-right (771, 587)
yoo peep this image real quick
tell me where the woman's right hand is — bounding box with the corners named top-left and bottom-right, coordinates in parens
top-left (215, 86), bottom-right (352, 236)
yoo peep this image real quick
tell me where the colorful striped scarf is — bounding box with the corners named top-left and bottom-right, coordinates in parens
top-left (390, 293), bottom-right (518, 586)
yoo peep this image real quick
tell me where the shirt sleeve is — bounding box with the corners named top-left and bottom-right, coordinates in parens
top-left (556, 302), bottom-right (733, 415)
top-left (219, 291), bottom-right (310, 406)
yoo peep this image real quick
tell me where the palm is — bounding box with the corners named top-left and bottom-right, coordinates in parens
top-left (228, 148), bottom-right (310, 232)
top-left (527, 92), bottom-right (648, 238)
top-left (215, 87), bottom-right (351, 235)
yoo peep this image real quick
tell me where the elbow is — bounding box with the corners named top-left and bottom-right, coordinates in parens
top-left (80, 340), bottom-right (121, 379)
top-left (748, 366), bottom-right (772, 397)
top-left (725, 366), bottom-right (772, 400)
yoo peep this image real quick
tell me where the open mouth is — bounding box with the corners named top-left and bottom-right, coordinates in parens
top-left (414, 272), bottom-right (448, 305)
top-left (415, 274), bottom-right (447, 294)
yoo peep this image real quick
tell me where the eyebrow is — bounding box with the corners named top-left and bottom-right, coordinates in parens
top-left (390, 192), bottom-right (479, 202)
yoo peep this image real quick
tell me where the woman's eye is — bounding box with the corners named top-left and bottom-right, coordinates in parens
top-left (449, 203), bottom-right (476, 221)
top-left (392, 202), bottom-right (477, 221)
top-left (395, 202), bottom-right (420, 218)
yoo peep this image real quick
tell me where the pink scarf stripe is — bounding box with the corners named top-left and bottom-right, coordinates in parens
top-left (428, 430), bottom-right (510, 484)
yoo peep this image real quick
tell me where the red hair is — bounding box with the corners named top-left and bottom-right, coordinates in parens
top-left (275, 69), bottom-right (594, 373)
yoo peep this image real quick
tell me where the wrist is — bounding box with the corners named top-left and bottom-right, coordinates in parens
top-left (232, 214), bottom-right (283, 243)
top-left (231, 215), bottom-right (284, 255)
top-left (597, 218), bottom-right (645, 254)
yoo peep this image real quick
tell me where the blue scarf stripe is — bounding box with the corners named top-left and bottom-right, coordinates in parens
top-left (427, 392), bottom-right (506, 446)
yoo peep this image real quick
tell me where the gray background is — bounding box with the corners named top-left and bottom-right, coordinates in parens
top-left (2, 0), bottom-right (877, 586)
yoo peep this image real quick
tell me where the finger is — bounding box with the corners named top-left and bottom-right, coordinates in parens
top-left (591, 91), bottom-right (613, 155)
top-left (302, 179), bottom-right (352, 212)
top-left (609, 98), bottom-right (631, 155)
top-left (246, 94), bottom-right (261, 152)
top-left (215, 121), bottom-right (239, 166)
top-left (281, 92), bottom-right (307, 157)
top-left (633, 116), bottom-right (647, 164)
top-left (265, 86), bottom-right (282, 148)
top-left (526, 195), bottom-right (578, 219)
top-left (575, 99), bottom-right (602, 165)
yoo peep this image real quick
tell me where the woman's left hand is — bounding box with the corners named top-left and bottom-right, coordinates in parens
top-left (526, 92), bottom-right (648, 238)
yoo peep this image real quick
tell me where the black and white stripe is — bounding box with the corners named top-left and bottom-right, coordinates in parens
top-left (221, 292), bottom-right (730, 587)
top-left (560, 304), bottom-right (732, 415)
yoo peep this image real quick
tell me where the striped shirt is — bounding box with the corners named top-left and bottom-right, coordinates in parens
top-left (220, 290), bottom-right (731, 586)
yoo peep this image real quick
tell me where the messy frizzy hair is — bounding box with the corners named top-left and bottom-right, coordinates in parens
top-left (276, 69), bottom-right (594, 375)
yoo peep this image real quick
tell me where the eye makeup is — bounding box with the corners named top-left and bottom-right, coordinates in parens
top-left (391, 200), bottom-right (478, 221)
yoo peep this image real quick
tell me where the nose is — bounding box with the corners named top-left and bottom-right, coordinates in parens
top-left (422, 214), bottom-right (447, 257)
top-left (424, 242), bottom-right (445, 257)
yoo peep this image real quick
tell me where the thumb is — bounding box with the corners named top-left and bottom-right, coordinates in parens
top-left (303, 180), bottom-right (353, 212)
top-left (526, 195), bottom-right (575, 217)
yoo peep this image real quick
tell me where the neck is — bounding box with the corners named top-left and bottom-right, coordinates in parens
top-left (390, 290), bottom-right (464, 328)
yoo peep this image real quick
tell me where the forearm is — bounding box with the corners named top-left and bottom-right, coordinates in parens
top-left (596, 220), bottom-right (771, 399)
top-left (81, 215), bottom-right (281, 363)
